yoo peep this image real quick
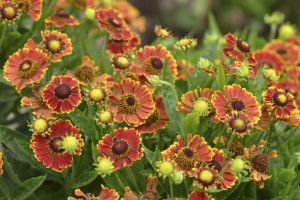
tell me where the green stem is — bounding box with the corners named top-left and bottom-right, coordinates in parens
top-left (3, 158), bottom-right (22, 185)
top-left (270, 24), bottom-right (277, 40)
top-left (114, 172), bottom-right (125, 189)
top-left (226, 131), bottom-right (236, 152)
top-left (0, 24), bottom-right (8, 51)
top-left (184, 51), bottom-right (193, 89)
top-left (169, 177), bottom-right (174, 198)
top-left (125, 167), bottom-right (140, 192)
top-left (183, 176), bottom-right (189, 196)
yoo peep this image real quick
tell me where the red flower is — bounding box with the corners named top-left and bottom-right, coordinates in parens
top-left (45, 10), bottom-right (79, 28)
top-left (4, 48), bottom-right (48, 93)
top-left (226, 113), bottom-right (253, 136)
top-left (96, 8), bottom-right (133, 40)
top-left (42, 76), bottom-right (82, 113)
top-left (223, 33), bottom-right (256, 65)
top-left (252, 50), bottom-right (284, 78)
top-left (212, 84), bottom-right (261, 124)
top-left (17, 0), bottom-right (43, 21)
top-left (41, 30), bottom-right (73, 62)
top-left (97, 127), bottom-right (143, 170)
top-left (68, 185), bottom-right (119, 200)
top-left (264, 40), bottom-right (300, 66)
top-left (188, 191), bottom-right (214, 200)
top-left (276, 80), bottom-right (300, 106)
top-left (109, 78), bottom-right (155, 126)
top-left (107, 33), bottom-right (140, 55)
top-left (162, 134), bottom-right (214, 176)
top-left (30, 120), bottom-right (84, 172)
top-left (133, 45), bottom-right (178, 80)
top-left (263, 86), bottom-right (297, 119)
top-left (0, 1), bottom-right (20, 22)
top-left (287, 66), bottom-right (300, 80)
top-left (135, 96), bottom-right (169, 134)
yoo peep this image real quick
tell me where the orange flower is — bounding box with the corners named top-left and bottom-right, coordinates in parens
top-left (135, 96), bottom-right (169, 134)
top-left (16, 0), bottom-right (43, 21)
top-left (252, 50), bottom-right (284, 78)
top-left (276, 80), bottom-right (300, 106)
top-left (244, 140), bottom-right (277, 188)
top-left (176, 59), bottom-right (194, 80)
top-left (264, 40), bottom-right (300, 66)
top-left (45, 10), bottom-right (79, 28)
top-left (107, 33), bottom-right (140, 55)
top-left (188, 191), bottom-right (214, 200)
top-left (263, 86), bottom-right (297, 119)
top-left (42, 75), bottom-right (82, 113)
top-left (96, 8), bottom-right (133, 40)
top-left (192, 166), bottom-right (219, 190)
top-left (71, 56), bottom-right (98, 85)
top-left (97, 127), bottom-right (143, 170)
top-left (287, 66), bottom-right (300, 80)
top-left (223, 33), bottom-right (256, 65)
top-left (254, 104), bottom-right (271, 131)
top-left (41, 30), bottom-right (73, 62)
top-left (226, 113), bottom-right (253, 136)
top-left (162, 134), bottom-right (214, 176)
top-left (68, 185), bottom-right (119, 200)
top-left (4, 48), bottom-right (48, 93)
top-left (30, 120), bottom-right (84, 172)
top-left (133, 45), bottom-right (178, 80)
top-left (109, 78), bottom-right (155, 126)
top-left (288, 35), bottom-right (300, 46)
top-left (212, 84), bottom-right (261, 124)
top-left (0, 1), bottom-right (20, 22)
top-left (0, 151), bottom-right (3, 176)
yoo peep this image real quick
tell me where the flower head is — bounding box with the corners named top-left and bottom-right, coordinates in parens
top-left (111, 54), bottom-right (131, 71)
top-left (156, 159), bottom-right (176, 178)
top-left (68, 185), bottom-right (119, 200)
top-left (94, 156), bottom-right (114, 177)
top-left (29, 116), bottom-right (51, 136)
top-left (0, 1), bottom-right (20, 22)
top-left (95, 109), bottom-right (115, 127)
top-left (16, 0), bottom-right (43, 21)
top-left (45, 10), bottom-right (80, 28)
top-left (279, 23), bottom-right (296, 39)
top-left (174, 38), bottom-right (197, 51)
top-left (107, 33), bottom-right (140, 55)
top-left (154, 25), bottom-right (172, 39)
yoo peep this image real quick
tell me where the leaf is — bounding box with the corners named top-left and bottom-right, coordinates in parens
top-left (208, 12), bottom-right (221, 35)
top-left (68, 170), bottom-right (98, 189)
top-left (278, 168), bottom-right (297, 183)
top-left (69, 109), bottom-right (96, 139)
top-left (216, 64), bottom-right (226, 90)
top-left (183, 112), bottom-right (199, 135)
top-left (143, 145), bottom-right (162, 169)
top-left (12, 175), bottom-right (46, 200)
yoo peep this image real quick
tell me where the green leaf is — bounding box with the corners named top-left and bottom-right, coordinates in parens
top-left (12, 175), bottom-right (46, 200)
top-left (68, 170), bottom-right (98, 189)
top-left (208, 12), bottom-right (221, 35)
top-left (216, 64), bottom-right (225, 90)
top-left (278, 168), bottom-right (297, 183)
top-left (69, 109), bottom-right (97, 139)
top-left (142, 144), bottom-right (162, 169)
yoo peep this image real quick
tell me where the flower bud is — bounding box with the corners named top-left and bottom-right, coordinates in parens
top-left (264, 12), bottom-right (284, 25)
top-left (197, 57), bottom-right (212, 70)
top-left (193, 99), bottom-right (212, 117)
top-left (171, 171), bottom-right (184, 184)
top-left (262, 68), bottom-right (279, 81)
top-left (156, 159), bottom-right (175, 178)
top-left (230, 158), bottom-right (245, 175)
top-left (61, 136), bottom-right (79, 154)
top-left (94, 157), bottom-right (114, 177)
top-left (279, 23), bottom-right (296, 39)
top-left (148, 75), bottom-right (162, 87)
top-left (236, 63), bottom-right (249, 78)
top-left (85, 8), bottom-right (95, 20)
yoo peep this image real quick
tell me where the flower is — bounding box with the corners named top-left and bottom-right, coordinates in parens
top-left (174, 38), bottom-right (197, 51)
top-left (96, 8), bottom-right (133, 40)
top-left (230, 158), bottom-right (246, 176)
top-left (109, 78), bottom-right (155, 126)
top-left (188, 191), bottom-right (215, 200)
top-left (287, 66), bottom-right (300, 80)
top-left (97, 127), bottom-right (143, 170)
top-left (162, 134), bottom-right (214, 175)
top-left (29, 116), bottom-right (51, 136)
top-left (223, 33), bottom-right (256, 65)
top-left (177, 88), bottom-right (215, 118)
top-left (0, 151), bottom-right (3, 176)
top-left (228, 140), bottom-right (244, 157)
top-left (244, 140), bottom-right (277, 188)
top-left (176, 59), bottom-right (194, 80)
top-left (263, 86), bottom-right (297, 119)
top-left (42, 75), bottom-right (82, 113)
top-left (72, 56), bottom-right (98, 85)
top-left (41, 30), bottom-right (73, 62)
top-left (88, 87), bottom-right (108, 104)
top-left (212, 84), bottom-right (261, 124)
top-left (135, 96), bottom-right (169, 134)
top-left (30, 120), bottom-right (84, 172)
top-left (226, 113), bottom-right (253, 136)
top-left (85, 7), bottom-right (95, 20)
top-left (276, 80), bottom-right (300, 106)
top-left (45, 10), bottom-right (79, 28)
top-left (279, 23), bottom-right (297, 39)
top-left (254, 104), bottom-right (271, 131)
top-left (95, 109), bottom-right (115, 127)
top-left (107, 33), bottom-right (140, 55)
top-left (156, 159), bottom-right (176, 178)
top-left (111, 54), bottom-right (131, 71)
top-left (133, 45), bottom-right (178, 80)
top-left (154, 25), bottom-right (172, 39)
top-left (192, 166), bottom-right (218, 190)
top-left (0, 1), bottom-right (20, 22)
top-left (94, 156), bottom-right (114, 177)
top-left (68, 185), bottom-right (119, 200)
top-left (16, 0), bottom-right (43, 21)
top-left (264, 40), bottom-right (300, 66)
top-left (252, 50), bottom-right (284, 78)
top-left (4, 48), bottom-right (49, 93)
top-left (262, 68), bottom-right (279, 81)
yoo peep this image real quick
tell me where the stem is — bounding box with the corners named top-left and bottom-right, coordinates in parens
top-left (0, 24), bottom-right (8, 51)
top-left (183, 176), bottom-right (189, 196)
top-left (168, 177), bottom-right (174, 198)
top-left (3, 158), bottom-right (22, 185)
top-left (114, 172), bottom-right (125, 189)
top-left (125, 167), bottom-right (140, 192)
top-left (270, 24), bottom-right (277, 40)
top-left (226, 131), bottom-right (236, 152)
top-left (184, 51), bottom-right (192, 89)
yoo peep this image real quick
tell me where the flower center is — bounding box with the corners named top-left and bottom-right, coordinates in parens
top-left (99, 111), bottom-right (113, 124)
top-left (261, 61), bottom-right (273, 68)
top-left (55, 10), bottom-right (69, 18)
top-left (1, 4), bottom-right (18, 20)
top-left (229, 140), bottom-right (244, 156)
top-left (18, 60), bottom-right (39, 79)
top-left (113, 55), bottom-right (131, 70)
top-left (144, 57), bottom-right (164, 75)
top-left (112, 140), bottom-right (129, 156)
top-left (107, 17), bottom-right (121, 28)
top-left (118, 93), bottom-right (139, 114)
top-left (45, 38), bottom-right (62, 53)
top-left (33, 118), bottom-right (48, 133)
top-left (49, 136), bottom-right (64, 153)
top-left (89, 88), bottom-right (105, 102)
top-left (55, 84), bottom-right (72, 99)
top-left (193, 99), bottom-right (211, 117)
top-left (151, 57), bottom-right (163, 70)
top-left (251, 154), bottom-right (269, 174)
top-left (196, 168), bottom-right (215, 186)
top-left (174, 147), bottom-right (198, 170)
top-left (229, 117), bottom-right (247, 133)
top-left (74, 66), bottom-right (94, 83)
top-left (273, 92), bottom-right (288, 107)
top-left (208, 159), bottom-right (222, 172)
top-left (276, 48), bottom-right (288, 60)
top-left (236, 39), bottom-right (250, 52)
top-left (231, 99), bottom-right (245, 111)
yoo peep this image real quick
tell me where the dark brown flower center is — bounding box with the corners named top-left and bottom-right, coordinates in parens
top-left (236, 39), bottom-right (250, 52)
top-left (261, 61), bottom-right (273, 68)
top-left (231, 99), bottom-right (245, 111)
top-left (49, 136), bottom-right (64, 153)
top-left (18, 59), bottom-right (38, 79)
top-left (276, 48), bottom-right (287, 55)
top-left (174, 147), bottom-right (198, 170)
top-left (229, 116), bottom-right (247, 133)
top-left (74, 66), bottom-right (94, 83)
top-left (273, 92), bottom-right (288, 107)
top-left (251, 154), bottom-right (269, 174)
top-left (229, 140), bottom-right (244, 156)
top-left (0, 3), bottom-right (18, 20)
top-left (107, 17), bottom-right (121, 28)
top-left (112, 140), bottom-right (129, 156)
top-left (151, 57), bottom-right (163, 70)
top-left (55, 84), bottom-right (72, 99)
top-left (208, 159), bottom-right (222, 172)
top-left (55, 10), bottom-right (69, 18)
top-left (118, 93), bottom-right (139, 114)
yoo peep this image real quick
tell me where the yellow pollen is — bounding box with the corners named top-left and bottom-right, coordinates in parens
top-left (116, 56), bottom-right (130, 67)
top-left (21, 63), bottom-right (31, 70)
top-left (158, 161), bottom-right (174, 176)
top-left (199, 170), bottom-right (214, 182)
top-left (277, 94), bottom-right (287, 103)
top-left (61, 135), bottom-right (78, 154)
top-left (90, 89), bottom-right (104, 101)
top-left (99, 111), bottom-right (112, 123)
top-left (233, 118), bottom-right (245, 129)
top-left (193, 99), bottom-right (210, 117)
top-left (179, 39), bottom-right (189, 46)
top-left (33, 119), bottom-right (48, 133)
top-left (3, 6), bottom-right (15, 17)
top-left (49, 40), bottom-right (61, 51)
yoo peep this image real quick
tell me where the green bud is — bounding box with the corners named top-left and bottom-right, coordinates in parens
top-left (262, 68), bottom-right (279, 81)
top-left (148, 75), bottom-right (162, 87)
top-left (231, 158), bottom-right (245, 175)
top-left (197, 57), bottom-right (212, 70)
top-left (171, 171), bottom-right (184, 185)
top-left (279, 23), bottom-right (296, 39)
top-left (264, 12), bottom-right (285, 25)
